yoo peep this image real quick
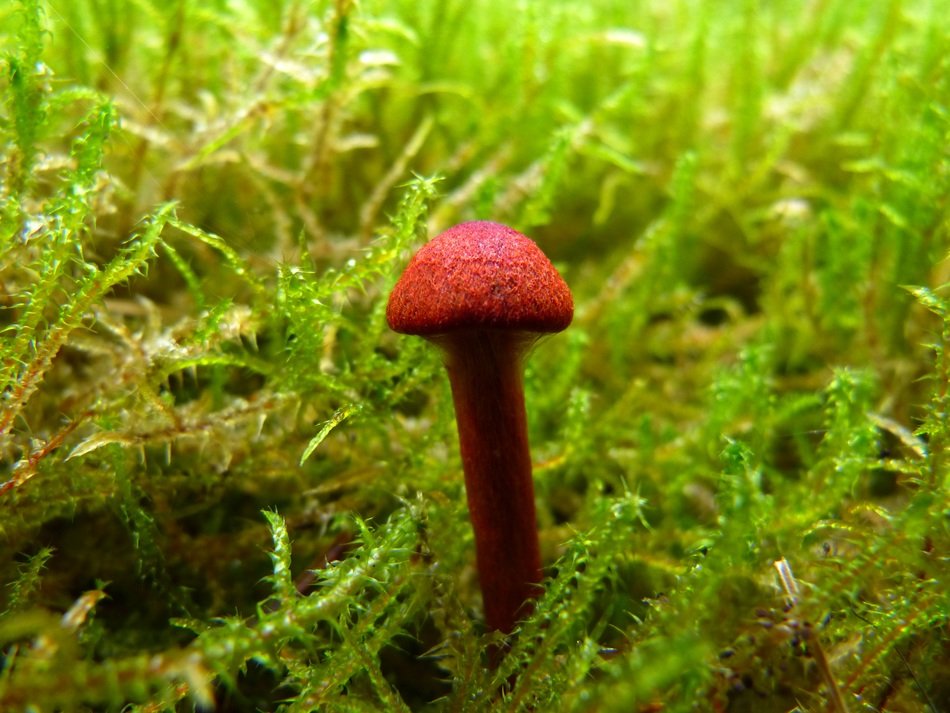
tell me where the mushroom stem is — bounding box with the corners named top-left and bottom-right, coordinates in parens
top-left (438, 330), bottom-right (542, 635)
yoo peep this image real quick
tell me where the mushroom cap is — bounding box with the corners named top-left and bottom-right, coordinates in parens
top-left (387, 221), bottom-right (573, 336)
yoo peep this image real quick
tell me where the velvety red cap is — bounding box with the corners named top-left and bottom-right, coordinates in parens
top-left (387, 221), bottom-right (573, 336)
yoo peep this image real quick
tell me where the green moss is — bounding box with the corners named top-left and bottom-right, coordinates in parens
top-left (1, 0), bottom-right (948, 709)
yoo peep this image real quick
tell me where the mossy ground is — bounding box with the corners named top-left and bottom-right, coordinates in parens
top-left (1, 0), bottom-right (948, 710)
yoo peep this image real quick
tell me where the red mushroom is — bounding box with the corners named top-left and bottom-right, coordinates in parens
top-left (387, 221), bottom-right (573, 636)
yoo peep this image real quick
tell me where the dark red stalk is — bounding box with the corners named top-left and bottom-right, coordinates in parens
top-left (437, 330), bottom-right (542, 635)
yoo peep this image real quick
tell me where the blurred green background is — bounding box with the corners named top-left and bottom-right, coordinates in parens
top-left (1, 0), bottom-right (948, 710)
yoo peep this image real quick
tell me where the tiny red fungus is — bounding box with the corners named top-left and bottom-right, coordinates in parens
top-left (387, 220), bottom-right (573, 635)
